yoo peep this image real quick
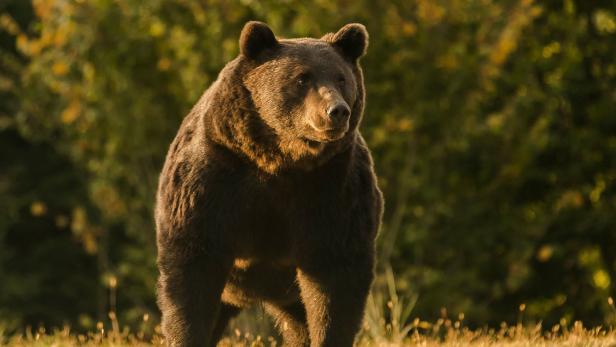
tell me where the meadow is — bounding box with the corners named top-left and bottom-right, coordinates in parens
top-left (3, 322), bottom-right (615, 347)
top-left (3, 287), bottom-right (615, 347)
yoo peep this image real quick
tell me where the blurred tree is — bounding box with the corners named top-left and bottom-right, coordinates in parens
top-left (0, 0), bottom-right (99, 331)
top-left (369, 0), bottom-right (616, 327)
top-left (1, 0), bottom-right (614, 331)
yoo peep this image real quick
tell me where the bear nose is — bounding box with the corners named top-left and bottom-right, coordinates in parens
top-left (327, 103), bottom-right (351, 123)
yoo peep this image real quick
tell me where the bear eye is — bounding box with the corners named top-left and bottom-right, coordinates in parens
top-left (337, 75), bottom-right (346, 86)
top-left (297, 73), bottom-right (311, 86)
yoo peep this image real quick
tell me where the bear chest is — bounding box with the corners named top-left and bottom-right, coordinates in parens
top-left (224, 173), bottom-right (338, 262)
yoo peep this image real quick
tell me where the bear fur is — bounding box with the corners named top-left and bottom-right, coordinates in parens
top-left (155, 21), bottom-right (383, 347)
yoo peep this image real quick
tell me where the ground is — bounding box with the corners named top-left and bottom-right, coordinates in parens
top-left (2, 323), bottom-right (615, 347)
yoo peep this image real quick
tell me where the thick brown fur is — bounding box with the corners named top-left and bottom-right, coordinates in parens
top-left (155, 21), bottom-right (383, 347)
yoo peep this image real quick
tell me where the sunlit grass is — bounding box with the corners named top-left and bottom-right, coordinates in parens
top-left (2, 274), bottom-right (615, 346)
top-left (2, 323), bottom-right (615, 346)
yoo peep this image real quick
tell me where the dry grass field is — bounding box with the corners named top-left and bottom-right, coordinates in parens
top-left (2, 323), bottom-right (615, 347)
top-left (3, 278), bottom-right (615, 347)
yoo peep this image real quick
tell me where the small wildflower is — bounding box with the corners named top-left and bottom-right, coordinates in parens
top-left (109, 276), bottom-right (117, 288)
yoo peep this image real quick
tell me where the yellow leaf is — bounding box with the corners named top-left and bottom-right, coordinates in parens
top-left (54, 30), bottom-right (67, 47)
top-left (83, 232), bottom-right (98, 254)
top-left (555, 190), bottom-right (584, 210)
top-left (16, 34), bottom-right (28, 54)
top-left (594, 10), bottom-right (616, 34)
top-left (82, 62), bottom-right (95, 82)
top-left (542, 41), bottom-right (561, 59)
top-left (0, 14), bottom-right (21, 35)
top-left (593, 270), bottom-right (610, 289)
top-left (149, 20), bottom-right (166, 37)
top-left (487, 113), bottom-right (504, 131)
top-left (536, 245), bottom-right (553, 262)
top-left (52, 61), bottom-right (69, 76)
top-left (32, 0), bottom-right (52, 20)
top-left (71, 207), bottom-right (87, 235)
top-left (490, 37), bottom-right (516, 65)
top-left (401, 22), bottom-right (417, 37)
top-left (417, 0), bottom-right (445, 25)
top-left (157, 58), bottom-right (171, 71)
top-left (61, 99), bottom-right (81, 124)
top-left (590, 178), bottom-right (606, 204)
top-left (30, 201), bottom-right (47, 216)
top-left (399, 118), bottom-right (414, 131)
top-left (40, 30), bottom-right (53, 47)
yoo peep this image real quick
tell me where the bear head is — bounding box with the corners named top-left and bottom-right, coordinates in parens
top-left (238, 21), bottom-right (368, 160)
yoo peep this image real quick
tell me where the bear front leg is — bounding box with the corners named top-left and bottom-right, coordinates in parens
top-left (157, 252), bottom-right (232, 347)
top-left (264, 301), bottom-right (310, 347)
top-left (296, 257), bottom-right (374, 347)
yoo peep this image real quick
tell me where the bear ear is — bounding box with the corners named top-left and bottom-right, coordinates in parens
top-left (240, 21), bottom-right (279, 59)
top-left (328, 23), bottom-right (369, 62)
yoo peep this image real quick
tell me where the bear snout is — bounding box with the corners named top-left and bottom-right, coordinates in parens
top-left (308, 101), bottom-right (350, 131)
top-left (307, 106), bottom-right (350, 141)
top-left (327, 102), bottom-right (351, 125)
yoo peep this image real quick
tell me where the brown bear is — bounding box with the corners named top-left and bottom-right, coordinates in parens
top-left (155, 21), bottom-right (383, 347)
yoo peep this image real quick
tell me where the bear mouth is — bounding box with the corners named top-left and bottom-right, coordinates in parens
top-left (302, 137), bottom-right (324, 148)
top-left (305, 125), bottom-right (348, 143)
top-left (301, 130), bottom-right (344, 146)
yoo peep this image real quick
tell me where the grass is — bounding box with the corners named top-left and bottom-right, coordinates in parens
top-left (2, 322), bottom-right (615, 347)
top-left (2, 269), bottom-right (615, 346)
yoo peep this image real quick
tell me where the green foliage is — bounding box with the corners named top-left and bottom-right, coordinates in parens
top-left (0, 0), bottom-right (615, 332)
top-left (0, 0), bottom-right (98, 331)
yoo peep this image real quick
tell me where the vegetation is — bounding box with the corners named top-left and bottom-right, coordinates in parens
top-left (0, 0), bottom-right (615, 341)
top-left (2, 321), bottom-right (616, 346)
